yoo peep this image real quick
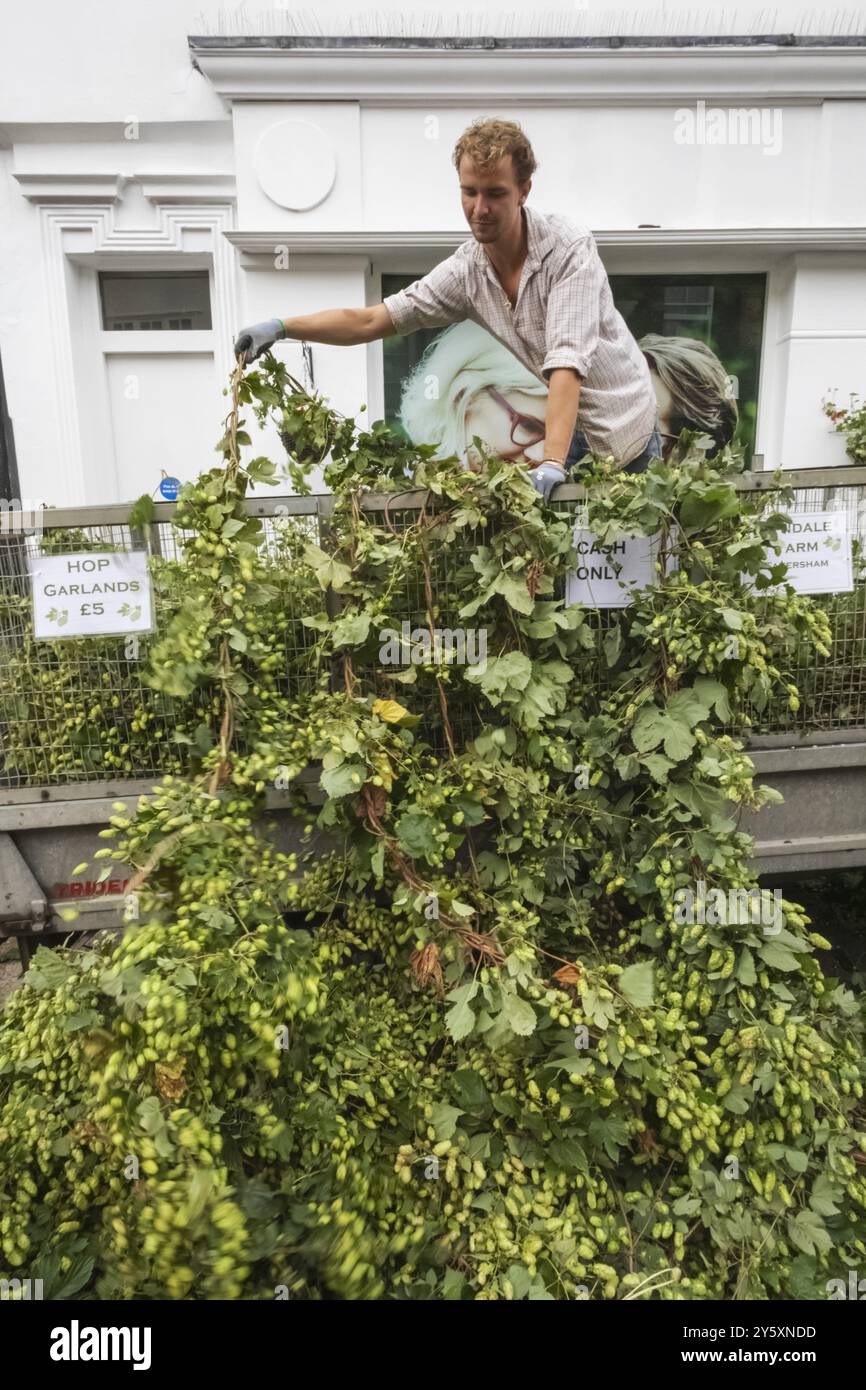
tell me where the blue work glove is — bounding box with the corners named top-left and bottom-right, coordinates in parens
top-left (528, 461), bottom-right (566, 500)
top-left (233, 318), bottom-right (286, 363)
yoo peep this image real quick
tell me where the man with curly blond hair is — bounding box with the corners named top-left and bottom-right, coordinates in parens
top-left (235, 118), bottom-right (661, 498)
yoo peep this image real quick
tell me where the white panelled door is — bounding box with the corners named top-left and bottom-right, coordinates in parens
top-left (105, 353), bottom-right (217, 504)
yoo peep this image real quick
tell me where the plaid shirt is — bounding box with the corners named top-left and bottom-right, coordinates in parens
top-left (383, 204), bottom-right (657, 467)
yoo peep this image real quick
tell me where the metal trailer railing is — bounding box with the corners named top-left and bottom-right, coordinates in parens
top-left (1, 466), bottom-right (866, 959)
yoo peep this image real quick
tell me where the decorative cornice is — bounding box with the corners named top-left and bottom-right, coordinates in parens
top-left (190, 40), bottom-right (866, 104)
top-left (13, 172), bottom-right (236, 206)
top-left (13, 173), bottom-right (126, 204)
top-left (133, 173), bottom-right (236, 204)
top-left (225, 226), bottom-right (866, 261)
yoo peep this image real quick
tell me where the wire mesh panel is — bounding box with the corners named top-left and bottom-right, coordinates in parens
top-left (0, 518), bottom-right (184, 787)
top-left (743, 480), bottom-right (866, 734)
top-left (0, 502), bottom-right (324, 790)
top-left (150, 506), bottom-right (325, 705)
top-left (551, 476), bottom-right (866, 737)
top-left (1, 473), bottom-right (864, 792)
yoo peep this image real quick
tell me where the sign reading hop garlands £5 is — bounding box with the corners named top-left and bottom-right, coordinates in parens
top-left (29, 551), bottom-right (155, 640)
top-left (566, 511), bottom-right (853, 609)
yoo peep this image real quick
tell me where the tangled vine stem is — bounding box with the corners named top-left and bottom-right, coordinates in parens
top-left (208, 356), bottom-right (246, 797)
top-left (360, 777), bottom-right (501, 963)
top-left (418, 498), bottom-right (457, 761)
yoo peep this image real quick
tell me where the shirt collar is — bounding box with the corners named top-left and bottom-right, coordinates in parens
top-left (471, 204), bottom-right (556, 271)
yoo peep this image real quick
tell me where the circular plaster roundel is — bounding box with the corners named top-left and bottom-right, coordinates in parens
top-left (253, 119), bottom-right (337, 211)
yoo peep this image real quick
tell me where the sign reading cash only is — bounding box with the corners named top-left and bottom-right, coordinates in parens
top-left (566, 524), bottom-right (674, 609)
top-left (29, 550), bottom-right (155, 640)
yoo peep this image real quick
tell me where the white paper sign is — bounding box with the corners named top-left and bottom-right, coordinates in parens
top-left (566, 525), bottom-right (673, 608)
top-left (29, 550), bottom-right (154, 639)
top-left (743, 510), bottom-right (853, 596)
top-left (771, 510), bottom-right (853, 595)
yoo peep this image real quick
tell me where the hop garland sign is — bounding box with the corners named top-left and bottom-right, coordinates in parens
top-left (1, 356), bottom-right (864, 1303)
top-left (29, 551), bottom-right (154, 639)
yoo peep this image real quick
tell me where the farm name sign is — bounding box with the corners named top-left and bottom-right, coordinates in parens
top-left (29, 551), bottom-right (155, 639)
top-left (764, 511), bottom-right (853, 596)
top-left (567, 512), bottom-right (854, 609)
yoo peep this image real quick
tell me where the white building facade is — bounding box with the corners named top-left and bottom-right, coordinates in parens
top-left (1, 17), bottom-right (865, 506)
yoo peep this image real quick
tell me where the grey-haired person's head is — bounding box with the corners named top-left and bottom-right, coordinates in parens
top-left (639, 333), bottom-right (738, 455)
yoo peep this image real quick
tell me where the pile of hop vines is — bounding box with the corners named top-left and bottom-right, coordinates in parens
top-left (0, 355), bottom-right (864, 1301)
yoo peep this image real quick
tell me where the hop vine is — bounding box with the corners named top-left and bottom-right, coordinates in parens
top-left (0, 362), bottom-right (864, 1302)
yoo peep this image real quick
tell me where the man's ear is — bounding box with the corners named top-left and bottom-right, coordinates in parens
top-left (519, 179), bottom-right (532, 205)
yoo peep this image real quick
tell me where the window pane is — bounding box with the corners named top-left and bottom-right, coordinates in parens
top-left (610, 273), bottom-right (766, 460)
top-left (99, 272), bottom-right (212, 331)
top-left (382, 278), bottom-right (444, 444)
top-left (382, 270), bottom-right (765, 463)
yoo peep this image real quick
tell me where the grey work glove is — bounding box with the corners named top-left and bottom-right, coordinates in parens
top-left (528, 461), bottom-right (566, 500)
top-left (233, 318), bottom-right (286, 363)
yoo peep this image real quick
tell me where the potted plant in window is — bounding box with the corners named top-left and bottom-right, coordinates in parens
top-left (822, 391), bottom-right (866, 464)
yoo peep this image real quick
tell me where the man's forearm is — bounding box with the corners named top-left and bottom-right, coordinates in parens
top-left (280, 306), bottom-right (391, 347)
top-left (544, 368), bottom-right (582, 462)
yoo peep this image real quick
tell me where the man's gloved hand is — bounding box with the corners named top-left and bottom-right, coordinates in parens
top-left (233, 318), bottom-right (286, 363)
top-left (528, 460), bottom-right (566, 500)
